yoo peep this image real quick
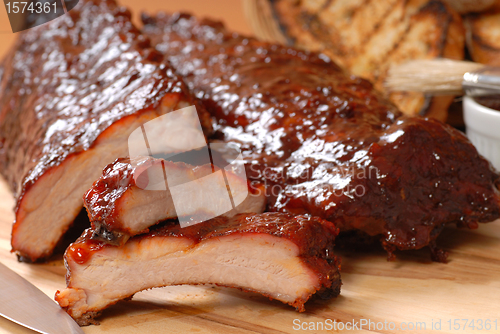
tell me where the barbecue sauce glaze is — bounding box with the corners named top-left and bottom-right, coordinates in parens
top-left (142, 13), bottom-right (500, 260)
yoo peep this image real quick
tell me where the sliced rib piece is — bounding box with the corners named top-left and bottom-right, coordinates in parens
top-left (55, 212), bottom-right (341, 325)
top-left (85, 156), bottom-right (266, 244)
top-left (0, 0), bottom-right (212, 261)
top-left (142, 13), bottom-right (500, 261)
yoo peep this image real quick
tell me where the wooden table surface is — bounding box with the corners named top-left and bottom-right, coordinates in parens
top-left (1, 1), bottom-right (500, 334)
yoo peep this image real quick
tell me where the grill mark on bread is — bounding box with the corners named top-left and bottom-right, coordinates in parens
top-left (471, 34), bottom-right (500, 52)
top-left (299, 12), bottom-right (345, 57)
top-left (372, 2), bottom-right (416, 76)
top-left (341, 0), bottom-right (375, 53)
top-left (375, 1), bottom-right (453, 84)
top-left (319, 0), bottom-right (365, 43)
top-left (343, 0), bottom-right (371, 25)
top-left (357, 0), bottom-right (400, 49)
top-left (350, 0), bottom-right (408, 77)
top-left (301, 0), bottom-right (332, 12)
top-left (321, 0), bottom-right (333, 10)
top-left (382, 1), bottom-right (457, 117)
top-left (421, 0), bottom-right (454, 56)
top-left (355, 0), bottom-right (459, 117)
top-left (268, 0), bottom-right (297, 45)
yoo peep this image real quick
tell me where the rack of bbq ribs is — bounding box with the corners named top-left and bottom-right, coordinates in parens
top-left (0, 0), bottom-right (499, 326)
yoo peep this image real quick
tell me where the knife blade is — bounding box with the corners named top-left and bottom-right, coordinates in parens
top-left (0, 262), bottom-right (84, 334)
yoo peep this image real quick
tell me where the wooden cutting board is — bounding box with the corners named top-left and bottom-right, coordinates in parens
top-left (1, 172), bottom-right (500, 334)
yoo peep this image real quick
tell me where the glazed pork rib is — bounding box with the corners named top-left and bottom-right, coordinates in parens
top-left (0, 0), bottom-right (212, 261)
top-left (55, 212), bottom-right (341, 325)
top-left (142, 13), bottom-right (500, 260)
top-left (85, 156), bottom-right (266, 245)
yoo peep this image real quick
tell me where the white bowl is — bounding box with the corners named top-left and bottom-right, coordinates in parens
top-left (463, 96), bottom-right (500, 171)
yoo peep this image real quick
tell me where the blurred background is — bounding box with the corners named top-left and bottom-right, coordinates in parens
top-left (0, 0), bottom-right (252, 59)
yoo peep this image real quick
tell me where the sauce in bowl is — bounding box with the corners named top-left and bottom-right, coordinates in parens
top-left (474, 95), bottom-right (500, 112)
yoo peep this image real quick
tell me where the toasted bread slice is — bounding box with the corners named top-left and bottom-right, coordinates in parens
top-left (251, 0), bottom-right (464, 120)
top-left (465, 2), bottom-right (500, 66)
